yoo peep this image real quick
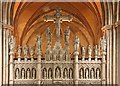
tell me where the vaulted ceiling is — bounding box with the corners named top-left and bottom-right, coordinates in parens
top-left (12, 2), bottom-right (103, 53)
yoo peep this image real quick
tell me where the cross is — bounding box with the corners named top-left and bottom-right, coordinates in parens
top-left (44, 8), bottom-right (73, 42)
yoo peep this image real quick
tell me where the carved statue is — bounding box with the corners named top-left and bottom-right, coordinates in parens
top-left (24, 44), bottom-right (28, 57)
top-left (96, 69), bottom-right (100, 79)
top-left (91, 69), bottom-right (94, 79)
top-left (94, 45), bottom-right (98, 57)
top-left (55, 68), bottom-right (60, 78)
top-left (15, 69), bottom-right (19, 79)
top-left (32, 69), bottom-right (36, 79)
top-left (46, 27), bottom-right (52, 44)
top-left (81, 46), bottom-right (86, 57)
top-left (17, 45), bottom-right (22, 57)
top-left (64, 69), bottom-right (68, 78)
top-left (36, 35), bottom-right (42, 50)
top-left (69, 69), bottom-right (73, 79)
top-left (88, 45), bottom-right (92, 57)
top-left (43, 69), bottom-right (47, 79)
top-left (74, 36), bottom-right (80, 51)
top-left (80, 69), bottom-right (84, 79)
top-left (30, 46), bottom-right (35, 57)
top-left (49, 69), bottom-right (52, 79)
top-left (64, 27), bottom-right (70, 44)
top-left (100, 37), bottom-right (107, 52)
top-left (27, 70), bottom-right (30, 79)
top-left (86, 69), bottom-right (89, 79)
top-left (21, 69), bottom-right (25, 79)
top-left (9, 35), bottom-right (16, 52)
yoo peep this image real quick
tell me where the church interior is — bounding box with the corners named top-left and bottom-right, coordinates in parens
top-left (0, 1), bottom-right (120, 86)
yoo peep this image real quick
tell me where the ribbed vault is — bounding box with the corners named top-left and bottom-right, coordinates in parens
top-left (10, 2), bottom-right (103, 53)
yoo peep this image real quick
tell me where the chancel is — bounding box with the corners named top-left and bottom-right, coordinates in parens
top-left (0, 1), bottom-right (120, 86)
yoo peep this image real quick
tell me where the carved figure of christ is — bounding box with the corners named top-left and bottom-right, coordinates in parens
top-left (44, 8), bottom-right (72, 42)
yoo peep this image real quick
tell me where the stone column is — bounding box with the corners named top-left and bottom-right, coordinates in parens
top-left (37, 49), bottom-right (42, 84)
top-left (101, 40), bottom-right (106, 84)
top-left (9, 49), bottom-right (14, 84)
top-left (101, 25), bottom-right (112, 85)
top-left (0, 1), bottom-right (2, 86)
top-left (115, 21), bottom-right (120, 85)
top-left (73, 51), bottom-right (79, 85)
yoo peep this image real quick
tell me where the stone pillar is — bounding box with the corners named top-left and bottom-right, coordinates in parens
top-left (73, 51), bottom-right (79, 85)
top-left (115, 21), bottom-right (120, 85)
top-left (9, 49), bottom-right (14, 84)
top-left (0, 1), bottom-right (2, 86)
top-left (37, 49), bottom-right (42, 84)
top-left (101, 25), bottom-right (112, 85)
top-left (101, 39), bottom-right (106, 84)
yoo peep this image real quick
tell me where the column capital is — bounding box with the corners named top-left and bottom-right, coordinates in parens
top-left (101, 25), bottom-right (112, 36)
top-left (101, 25), bottom-right (112, 30)
top-left (114, 20), bottom-right (120, 28)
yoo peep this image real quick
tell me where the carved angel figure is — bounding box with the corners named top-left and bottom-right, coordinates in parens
top-left (81, 46), bottom-right (86, 57)
top-left (88, 45), bottom-right (92, 57)
top-left (46, 27), bottom-right (52, 44)
top-left (9, 35), bottom-right (16, 52)
top-left (30, 46), bottom-right (35, 57)
top-left (74, 36), bottom-right (80, 51)
top-left (17, 45), bottom-right (22, 57)
top-left (100, 37), bottom-right (107, 52)
top-left (94, 45), bottom-right (98, 57)
top-left (36, 35), bottom-right (42, 50)
top-left (64, 27), bottom-right (70, 44)
top-left (24, 44), bottom-right (28, 57)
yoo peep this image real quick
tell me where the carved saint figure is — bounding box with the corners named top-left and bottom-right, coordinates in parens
top-left (43, 68), bottom-right (47, 79)
top-left (64, 27), bottom-right (70, 44)
top-left (100, 37), bottom-right (107, 52)
top-left (91, 69), bottom-right (94, 79)
top-left (64, 68), bottom-right (68, 79)
top-left (48, 68), bottom-right (52, 79)
top-left (27, 69), bottom-right (30, 79)
top-left (85, 69), bottom-right (89, 79)
top-left (17, 45), bottom-right (22, 57)
top-left (55, 67), bottom-right (60, 78)
top-left (96, 69), bottom-right (100, 79)
top-left (30, 46), bottom-right (35, 57)
top-left (46, 27), bottom-right (52, 44)
top-left (81, 46), bottom-right (86, 57)
top-left (94, 45), bottom-right (98, 57)
top-left (69, 68), bottom-right (73, 79)
top-left (24, 44), bottom-right (28, 57)
top-left (9, 35), bottom-right (16, 52)
top-left (21, 69), bottom-right (25, 79)
top-left (32, 69), bottom-right (36, 79)
top-left (74, 36), bottom-right (80, 51)
top-left (80, 68), bottom-right (84, 79)
top-left (36, 35), bottom-right (42, 50)
top-left (88, 45), bottom-right (92, 57)
top-left (15, 68), bottom-right (19, 79)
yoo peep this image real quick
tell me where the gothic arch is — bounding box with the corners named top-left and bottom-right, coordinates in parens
top-left (21, 68), bottom-right (25, 79)
top-left (32, 68), bottom-right (36, 79)
top-left (90, 68), bottom-right (95, 79)
top-left (63, 68), bottom-right (68, 79)
top-left (48, 68), bottom-right (52, 79)
top-left (85, 68), bottom-right (89, 79)
top-left (55, 66), bottom-right (61, 78)
top-left (96, 68), bottom-right (101, 79)
top-left (79, 68), bottom-right (84, 79)
top-left (26, 68), bottom-right (31, 79)
top-left (42, 68), bottom-right (47, 79)
top-left (69, 68), bottom-right (73, 79)
top-left (15, 68), bottom-right (19, 79)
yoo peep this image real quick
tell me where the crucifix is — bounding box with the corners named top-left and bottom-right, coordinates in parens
top-left (44, 8), bottom-right (73, 42)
